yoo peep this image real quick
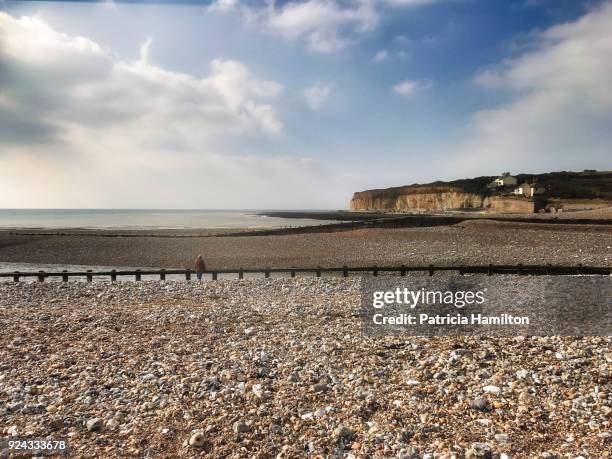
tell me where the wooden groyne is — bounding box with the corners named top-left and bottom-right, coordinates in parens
top-left (0, 264), bottom-right (609, 282)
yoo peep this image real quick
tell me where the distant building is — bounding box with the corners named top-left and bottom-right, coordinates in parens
top-left (513, 182), bottom-right (546, 198)
top-left (488, 172), bottom-right (518, 189)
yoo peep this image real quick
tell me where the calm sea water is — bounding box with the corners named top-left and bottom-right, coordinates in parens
top-left (0, 209), bottom-right (337, 230)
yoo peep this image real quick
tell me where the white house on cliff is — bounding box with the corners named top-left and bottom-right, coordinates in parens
top-left (513, 182), bottom-right (546, 197)
top-left (487, 172), bottom-right (518, 188)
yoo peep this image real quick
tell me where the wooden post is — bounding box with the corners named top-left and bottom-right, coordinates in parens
top-left (62, 270), bottom-right (68, 282)
top-left (400, 265), bottom-right (406, 276)
top-left (238, 268), bottom-right (244, 280)
top-left (86, 270), bottom-right (93, 283)
top-left (38, 271), bottom-right (45, 282)
top-left (428, 265), bottom-right (434, 276)
top-left (212, 272), bottom-right (217, 280)
top-left (13, 271), bottom-right (19, 282)
top-left (111, 269), bottom-right (117, 282)
top-left (265, 268), bottom-right (270, 279)
top-left (343, 266), bottom-right (348, 277)
top-left (185, 270), bottom-right (191, 281)
top-left (517, 263), bottom-right (523, 275)
top-left (458, 267), bottom-right (464, 276)
top-left (487, 264), bottom-right (493, 276)
top-left (160, 269), bottom-right (166, 281)
top-left (316, 267), bottom-right (321, 278)
top-left (290, 269), bottom-right (295, 278)
top-left (576, 263), bottom-right (582, 275)
top-left (135, 269), bottom-right (141, 281)
top-left (373, 266), bottom-right (378, 277)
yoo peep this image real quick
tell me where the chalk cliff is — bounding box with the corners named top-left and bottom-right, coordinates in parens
top-left (350, 186), bottom-right (486, 212)
top-left (350, 171), bottom-right (612, 212)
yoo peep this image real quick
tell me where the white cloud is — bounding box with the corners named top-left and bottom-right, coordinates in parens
top-left (372, 49), bottom-right (389, 62)
top-left (139, 37), bottom-right (153, 63)
top-left (302, 83), bottom-right (331, 110)
top-left (0, 13), bottom-right (284, 139)
top-left (456, 2), bottom-right (612, 173)
top-left (396, 49), bottom-right (410, 59)
top-left (383, 0), bottom-right (439, 6)
top-left (392, 34), bottom-right (412, 46)
top-left (393, 79), bottom-right (432, 96)
top-left (262, 0), bottom-right (378, 53)
top-left (208, 0), bottom-right (238, 13)
top-left (0, 12), bottom-right (354, 208)
top-left (210, 0), bottom-right (442, 53)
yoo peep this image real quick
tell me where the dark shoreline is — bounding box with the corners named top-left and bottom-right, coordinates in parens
top-left (3, 212), bottom-right (612, 240)
top-left (258, 210), bottom-right (404, 220)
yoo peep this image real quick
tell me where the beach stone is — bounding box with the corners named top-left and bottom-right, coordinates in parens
top-left (86, 418), bottom-right (103, 432)
top-left (471, 397), bottom-right (490, 412)
top-left (1, 275), bottom-right (610, 457)
top-left (48, 418), bottom-right (65, 430)
top-left (483, 385), bottom-right (501, 394)
top-left (252, 384), bottom-right (263, 398)
top-left (515, 369), bottom-right (529, 379)
top-left (466, 443), bottom-right (492, 459)
top-left (269, 424), bottom-right (283, 435)
top-left (105, 418), bottom-right (120, 429)
top-left (312, 383), bottom-right (328, 393)
top-left (188, 432), bottom-right (205, 447)
top-left (233, 421), bottom-right (249, 433)
top-left (494, 433), bottom-right (510, 443)
top-left (7, 402), bottom-right (23, 412)
top-left (7, 426), bottom-right (18, 436)
top-left (244, 327), bottom-right (255, 336)
top-left (333, 425), bottom-right (354, 440)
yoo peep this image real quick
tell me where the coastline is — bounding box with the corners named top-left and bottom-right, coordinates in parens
top-left (1, 219), bottom-right (610, 269)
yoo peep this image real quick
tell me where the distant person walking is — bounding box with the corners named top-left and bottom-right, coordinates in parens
top-left (195, 254), bottom-right (206, 281)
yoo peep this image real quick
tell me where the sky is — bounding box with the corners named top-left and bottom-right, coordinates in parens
top-left (0, 0), bottom-right (611, 209)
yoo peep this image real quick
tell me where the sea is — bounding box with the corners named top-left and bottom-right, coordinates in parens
top-left (0, 209), bottom-right (341, 278)
top-left (0, 209), bottom-right (338, 230)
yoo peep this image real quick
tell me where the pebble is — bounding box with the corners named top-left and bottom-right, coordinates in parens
top-left (471, 397), bottom-right (490, 412)
top-left (494, 433), bottom-right (510, 443)
top-left (232, 421), bottom-right (250, 433)
top-left (86, 418), bottom-right (103, 432)
top-left (482, 385), bottom-right (501, 394)
top-left (466, 442), bottom-right (492, 459)
top-left (312, 383), bottom-right (328, 393)
top-left (0, 278), bottom-right (609, 457)
top-left (334, 424), bottom-right (354, 440)
top-left (188, 432), bottom-right (205, 447)
top-left (105, 418), bottom-right (120, 429)
top-left (252, 384), bottom-right (263, 398)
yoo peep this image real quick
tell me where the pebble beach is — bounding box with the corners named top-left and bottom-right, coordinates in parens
top-left (1, 278), bottom-right (610, 458)
top-left (1, 219), bottom-right (611, 269)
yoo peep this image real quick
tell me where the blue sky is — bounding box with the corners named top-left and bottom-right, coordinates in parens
top-left (0, 0), bottom-right (610, 208)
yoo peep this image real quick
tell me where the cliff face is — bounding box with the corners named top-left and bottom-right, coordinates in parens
top-left (350, 187), bottom-right (486, 211)
top-left (350, 171), bottom-right (612, 212)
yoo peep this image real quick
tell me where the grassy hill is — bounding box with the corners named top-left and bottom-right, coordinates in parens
top-left (362, 171), bottom-right (612, 200)
top-left (515, 171), bottom-right (612, 200)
